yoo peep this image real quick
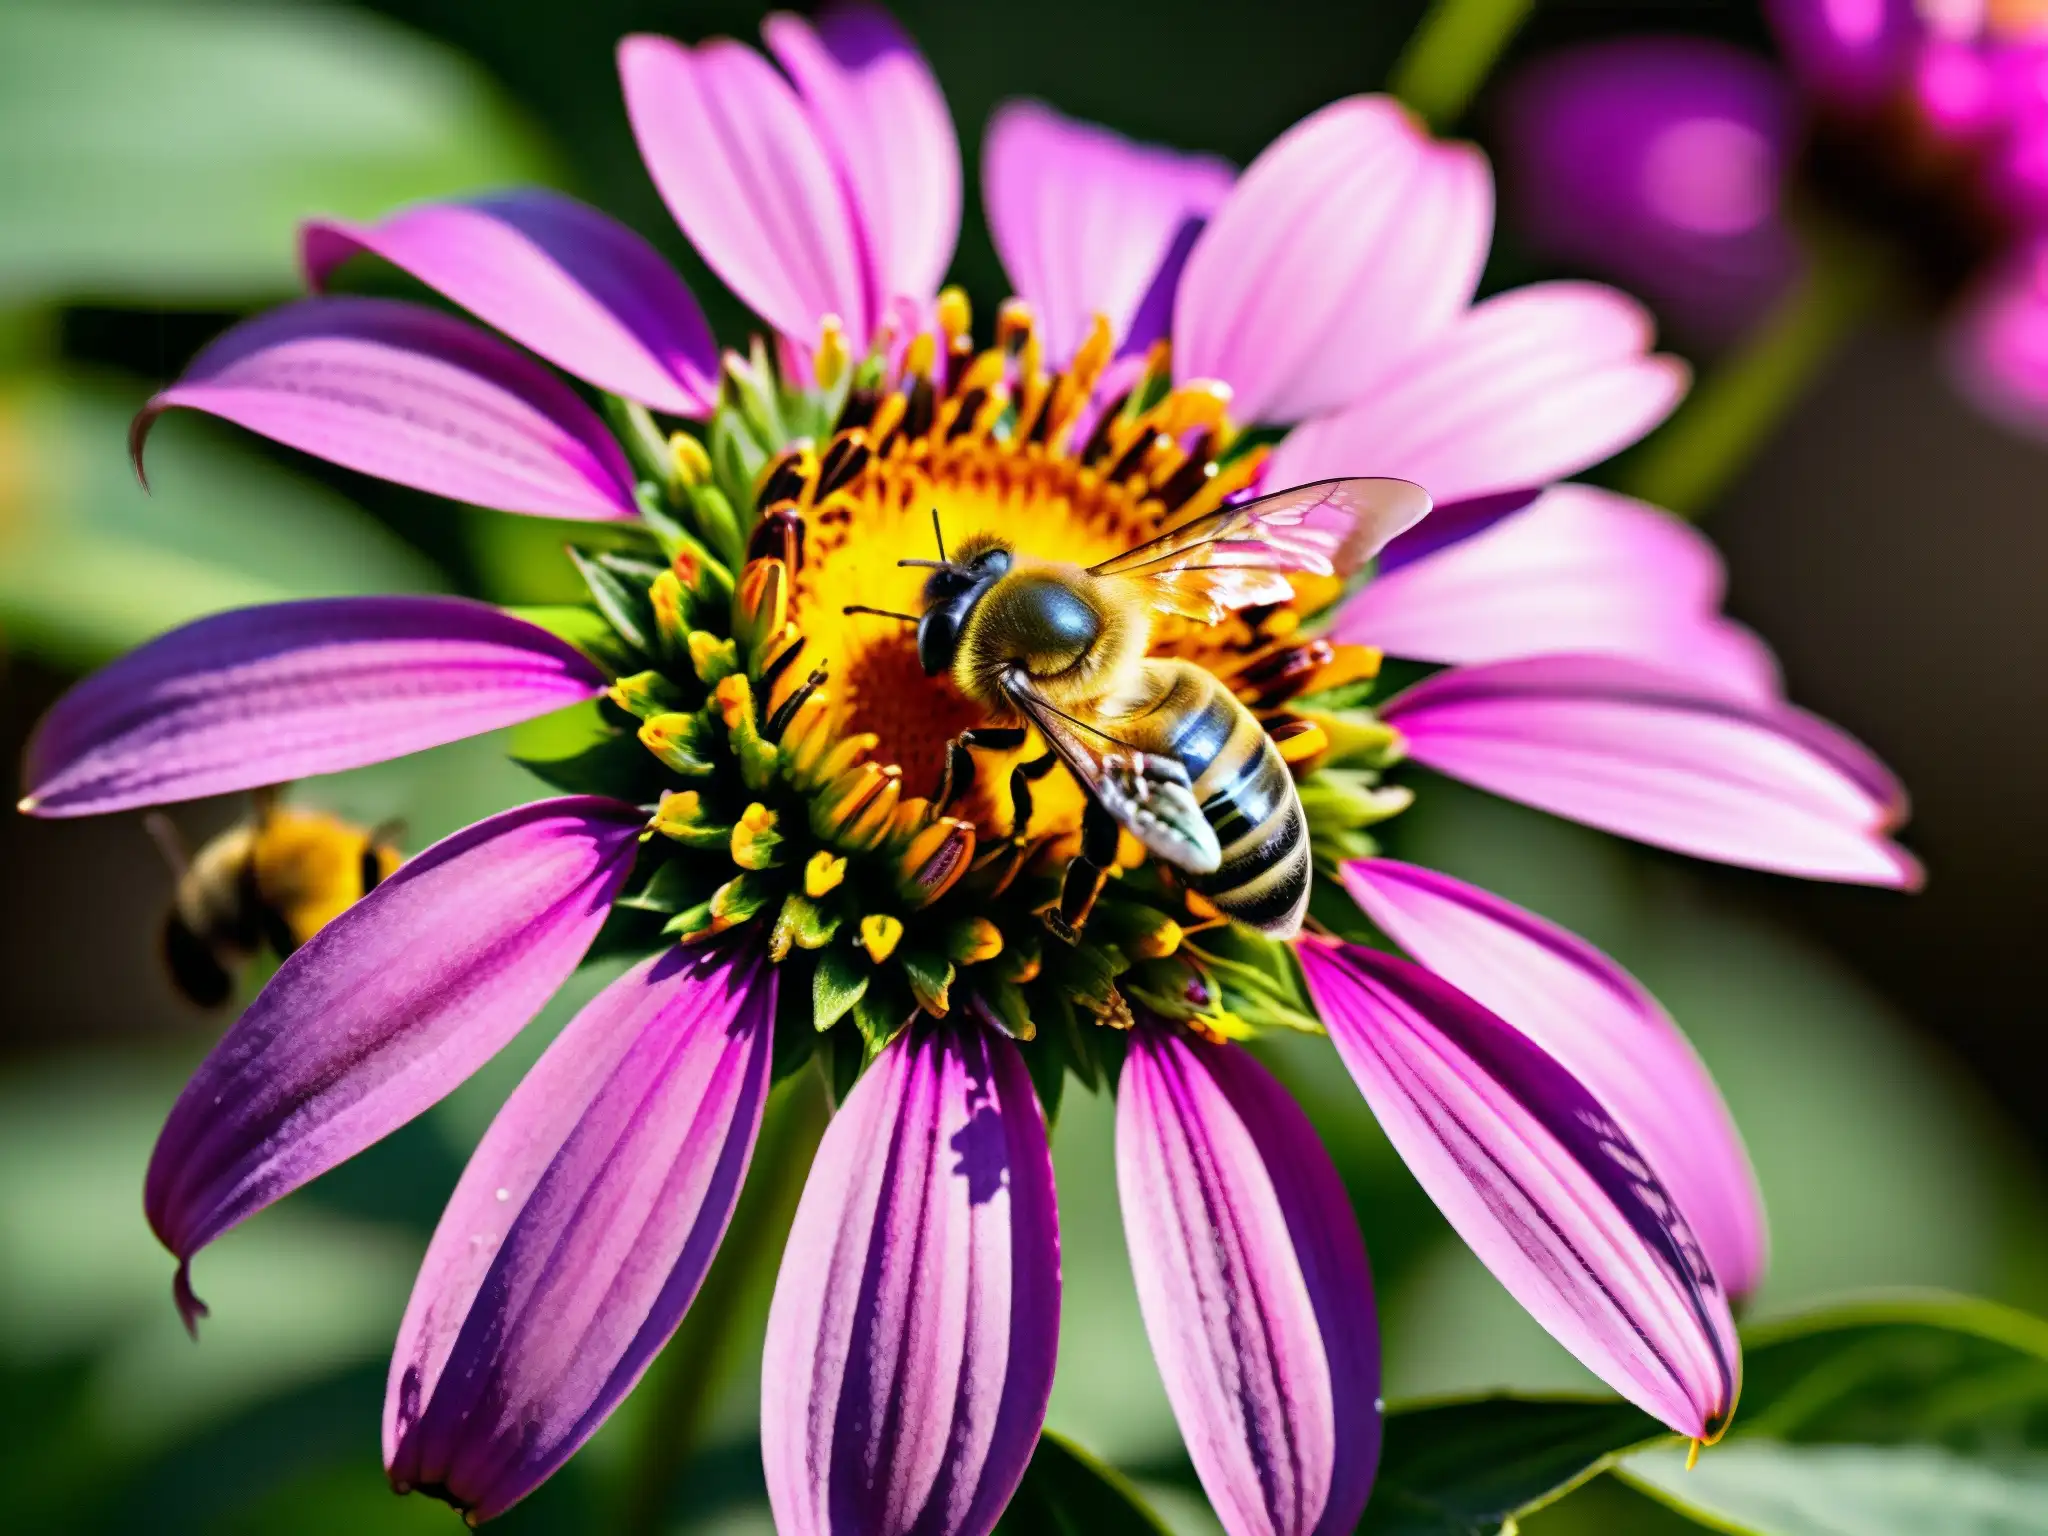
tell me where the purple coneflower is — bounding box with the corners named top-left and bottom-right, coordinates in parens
top-left (1502, 0), bottom-right (2048, 434)
top-left (19, 7), bottom-right (1917, 1532)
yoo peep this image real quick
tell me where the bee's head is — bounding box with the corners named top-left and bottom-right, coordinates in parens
top-left (905, 536), bottom-right (1011, 676)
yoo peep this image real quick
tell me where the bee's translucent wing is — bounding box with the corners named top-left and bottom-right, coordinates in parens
top-left (999, 671), bottom-right (1222, 874)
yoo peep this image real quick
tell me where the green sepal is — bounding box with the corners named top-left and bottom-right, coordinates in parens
top-left (641, 504), bottom-right (737, 606)
top-left (513, 718), bottom-right (669, 803)
top-left (603, 394), bottom-right (679, 498)
top-left (1299, 769), bottom-right (1413, 829)
top-left (569, 545), bottom-right (656, 656)
top-left (770, 983), bottom-right (819, 1083)
top-left (682, 480), bottom-right (748, 572)
top-left (661, 900), bottom-right (715, 940)
top-left (851, 982), bottom-right (910, 1056)
top-left (824, 1022), bottom-right (866, 1107)
top-left (984, 978), bottom-right (1036, 1041)
top-left (607, 669), bottom-right (687, 722)
top-left (900, 949), bottom-right (955, 1015)
top-left (1192, 926), bottom-right (1322, 1034)
top-left (707, 414), bottom-right (768, 541)
top-left (502, 603), bottom-right (642, 676)
top-left (1301, 710), bottom-right (1405, 770)
top-left (1036, 989), bottom-right (1097, 1093)
top-left (640, 709), bottom-right (721, 778)
top-left (1294, 679), bottom-right (1380, 714)
top-left (616, 855), bottom-right (720, 916)
top-left (725, 693), bottom-right (778, 795)
top-left (771, 892), bottom-right (840, 956)
top-left (813, 944), bottom-right (870, 1033)
top-left (689, 632), bottom-right (741, 687)
top-left (1017, 1037), bottom-right (1065, 1127)
top-left (1307, 878), bottom-right (1384, 946)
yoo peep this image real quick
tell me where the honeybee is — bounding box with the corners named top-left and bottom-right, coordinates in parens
top-left (146, 788), bottom-right (402, 1007)
top-left (849, 478), bottom-right (1430, 939)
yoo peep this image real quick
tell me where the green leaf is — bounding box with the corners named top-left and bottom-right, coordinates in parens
top-left (1357, 1396), bottom-right (1665, 1536)
top-left (994, 1431), bottom-right (1174, 1535)
top-left (568, 546), bottom-right (655, 658)
top-left (1621, 1440), bottom-right (2048, 1535)
top-left (0, 378), bottom-right (442, 666)
top-left (0, 0), bottom-right (554, 301)
top-left (813, 946), bottom-right (869, 1033)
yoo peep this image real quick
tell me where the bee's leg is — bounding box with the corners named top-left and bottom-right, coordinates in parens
top-left (1049, 797), bottom-right (1120, 944)
top-left (1007, 751), bottom-right (1058, 840)
top-left (933, 725), bottom-right (1029, 812)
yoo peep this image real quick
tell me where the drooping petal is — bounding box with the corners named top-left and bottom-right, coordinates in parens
top-left (984, 100), bottom-right (1233, 363)
top-left (764, 2), bottom-right (961, 317)
top-left (302, 191), bottom-right (719, 416)
top-left (1379, 654), bottom-right (1920, 886)
top-left (145, 797), bottom-right (644, 1330)
top-left (386, 942), bottom-right (776, 1521)
top-left (1766, 0), bottom-right (1919, 106)
top-left (1118, 1025), bottom-right (1380, 1536)
top-left (1175, 95), bottom-right (1492, 424)
top-left (1335, 484), bottom-right (1781, 699)
top-left (1298, 941), bottom-right (1741, 1442)
top-left (1266, 282), bottom-right (1687, 502)
top-left (1497, 39), bottom-right (1801, 343)
top-left (762, 1023), bottom-right (1059, 1536)
top-left (1338, 859), bottom-right (1766, 1298)
top-left (620, 32), bottom-right (869, 347)
top-left (132, 297), bottom-right (640, 519)
top-left (20, 596), bottom-right (607, 817)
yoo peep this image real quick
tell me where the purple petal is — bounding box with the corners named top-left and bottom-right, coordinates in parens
top-left (1175, 96), bottom-right (1491, 425)
top-left (1766, 0), bottom-right (1919, 106)
top-left (1339, 859), bottom-right (1766, 1298)
top-left (620, 32), bottom-right (870, 349)
top-left (762, 1023), bottom-right (1059, 1536)
top-left (1376, 488), bottom-right (1542, 575)
top-left (302, 191), bottom-right (719, 417)
top-left (1947, 238), bottom-right (2048, 439)
top-left (20, 597), bottom-right (607, 818)
top-left (1336, 484), bottom-right (1781, 699)
top-left (145, 797), bottom-right (644, 1329)
top-left (1380, 654), bottom-right (1920, 886)
top-left (984, 99), bottom-right (1233, 363)
top-left (385, 942), bottom-right (776, 1521)
top-left (1118, 1025), bottom-right (1380, 1536)
top-left (764, 3), bottom-right (961, 319)
top-left (1266, 282), bottom-right (1687, 503)
top-left (133, 297), bottom-right (640, 519)
top-left (1298, 941), bottom-right (1741, 1441)
top-left (1498, 39), bottom-right (1801, 343)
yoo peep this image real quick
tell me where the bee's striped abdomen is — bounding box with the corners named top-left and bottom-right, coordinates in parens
top-left (1157, 665), bottom-right (1310, 938)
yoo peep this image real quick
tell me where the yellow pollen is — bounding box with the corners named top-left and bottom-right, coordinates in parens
top-left (860, 912), bottom-right (904, 963)
top-left (805, 849), bottom-right (848, 898)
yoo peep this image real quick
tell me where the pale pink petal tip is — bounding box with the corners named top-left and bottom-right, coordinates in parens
top-left (145, 797), bottom-right (645, 1310)
top-left (1119, 1025), bottom-right (1380, 1536)
top-left (134, 297), bottom-right (640, 519)
top-left (20, 597), bottom-right (607, 818)
top-left (1337, 483), bottom-right (1781, 699)
top-left (1339, 859), bottom-right (1766, 1297)
top-left (302, 190), bottom-right (720, 417)
top-left (386, 943), bottom-right (777, 1520)
top-left (1175, 95), bottom-right (1492, 424)
top-left (1268, 282), bottom-right (1687, 504)
top-left (1300, 941), bottom-right (1741, 1441)
top-left (984, 98), bottom-right (1233, 363)
top-left (762, 1024), bottom-right (1059, 1536)
top-left (619, 31), bottom-right (870, 348)
top-left (1381, 653), bottom-right (1919, 887)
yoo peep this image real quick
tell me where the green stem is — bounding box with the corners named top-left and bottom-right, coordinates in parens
top-left (1389, 0), bottom-right (1535, 129)
top-left (617, 1066), bottom-right (829, 1536)
top-left (1613, 221), bottom-right (1894, 519)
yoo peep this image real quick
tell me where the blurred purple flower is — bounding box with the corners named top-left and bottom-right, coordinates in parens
top-left (1501, 1), bottom-right (2048, 432)
top-left (10, 3), bottom-right (1933, 1530)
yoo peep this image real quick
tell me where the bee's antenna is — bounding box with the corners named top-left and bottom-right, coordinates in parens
top-left (930, 506), bottom-right (948, 563)
top-left (843, 604), bottom-right (920, 624)
top-left (143, 812), bottom-right (190, 879)
top-left (896, 558), bottom-right (950, 571)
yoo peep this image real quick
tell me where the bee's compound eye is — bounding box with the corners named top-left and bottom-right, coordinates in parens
top-left (917, 601), bottom-right (967, 675)
top-left (973, 548), bottom-right (1012, 577)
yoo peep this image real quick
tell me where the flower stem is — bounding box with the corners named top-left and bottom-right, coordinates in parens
top-left (617, 1065), bottom-right (829, 1536)
top-left (1613, 220), bottom-right (1896, 519)
top-left (1389, 0), bottom-right (1534, 128)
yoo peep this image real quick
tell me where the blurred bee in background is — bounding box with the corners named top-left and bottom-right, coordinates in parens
top-left (146, 787), bottom-right (402, 1008)
top-left (850, 477), bottom-right (1429, 941)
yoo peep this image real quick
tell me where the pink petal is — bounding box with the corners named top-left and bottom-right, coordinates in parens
top-left (1267, 282), bottom-right (1687, 502)
top-left (1947, 238), bottom-right (2048, 441)
top-left (386, 942), bottom-right (776, 1520)
top-left (20, 596), bottom-right (607, 818)
top-left (1380, 654), bottom-right (1921, 886)
top-left (1766, 0), bottom-right (1918, 106)
top-left (302, 191), bottom-right (719, 416)
top-left (1335, 484), bottom-right (1781, 699)
top-left (1299, 941), bottom-right (1741, 1442)
top-left (1175, 96), bottom-right (1491, 424)
top-left (133, 297), bottom-right (640, 520)
top-left (620, 32), bottom-right (869, 348)
top-left (1119, 1025), bottom-right (1380, 1536)
top-left (1339, 859), bottom-right (1766, 1298)
top-left (145, 797), bottom-right (644, 1332)
top-left (762, 1024), bottom-right (1059, 1536)
top-left (984, 99), bottom-right (1233, 363)
top-left (763, 2), bottom-right (961, 317)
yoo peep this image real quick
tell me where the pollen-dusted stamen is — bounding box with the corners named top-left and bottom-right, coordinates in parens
top-left (860, 912), bottom-right (904, 964)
